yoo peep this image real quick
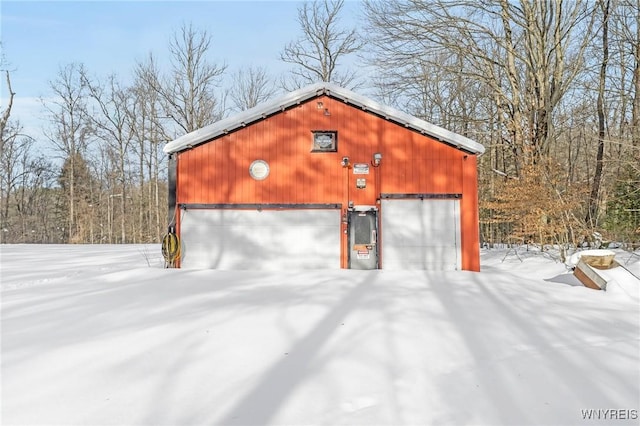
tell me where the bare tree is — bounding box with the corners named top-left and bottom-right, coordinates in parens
top-left (82, 71), bottom-right (134, 243)
top-left (624, 0), bottom-right (640, 148)
top-left (599, 0), bottom-right (640, 241)
top-left (0, 62), bottom-right (17, 242)
top-left (229, 66), bottom-right (278, 111)
top-left (586, 0), bottom-right (611, 227)
top-left (0, 52), bottom-right (17, 240)
top-left (42, 63), bottom-right (94, 242)
top-left (15, 154), bottom-right (56, 243)
top-left (0, 121), bottom-right (57, 243)
top-left (1, 51), bottom-right (60, 244)
top-left (132, 56), bottom-right (169, 242)
top-left (144, 24), bottom-right (227, 135)
top-left (0, 128), bottom-right (33, 241)
top-left (364, 0), bottom-right (597, 173)
top-left (0, 70), bottom-right (15, 164)
top-left (280, 0), bottom-right (363, 89)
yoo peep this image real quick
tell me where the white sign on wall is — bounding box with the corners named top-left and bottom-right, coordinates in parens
top-left (353, 163), bottom-right (369, 174)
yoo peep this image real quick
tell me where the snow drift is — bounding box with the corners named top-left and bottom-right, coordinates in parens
top-left (1, 244), bottom-right (639, 425)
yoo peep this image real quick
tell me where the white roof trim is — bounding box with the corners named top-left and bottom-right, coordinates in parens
top-left (163, 82), bottom-right (485, 155)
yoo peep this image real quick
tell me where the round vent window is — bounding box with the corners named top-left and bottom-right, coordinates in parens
top-left (249, 160), bottom-right (270, 180)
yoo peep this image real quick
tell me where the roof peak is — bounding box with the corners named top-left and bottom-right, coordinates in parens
top-left (163, 82), bottom-right (484, 155)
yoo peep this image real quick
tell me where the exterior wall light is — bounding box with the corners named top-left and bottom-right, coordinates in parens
top-left (372, 152), bottom-right (383, 167)
top-left (341, 156), bottom-right (350, 167)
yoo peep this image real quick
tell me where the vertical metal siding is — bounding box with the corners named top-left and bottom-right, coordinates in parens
top-left (461, 155), bottom-right (481, 271)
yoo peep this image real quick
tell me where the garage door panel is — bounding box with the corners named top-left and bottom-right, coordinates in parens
top-left (382, 199), bottom-right (461, 270)
top-left (386, 225), bottom-right (453, 245)
top-left (180, 209), bottom-right (340, 270)
top-left (382, 245), bottom-right (454, 270)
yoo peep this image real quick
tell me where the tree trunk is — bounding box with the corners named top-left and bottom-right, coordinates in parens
top-left (633, 0), bottom-right (640, 148)
top-left (586, 0), bottom-right (610, 227)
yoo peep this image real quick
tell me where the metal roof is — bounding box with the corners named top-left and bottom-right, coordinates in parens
top-left (163, 82), bottom-right (485, 155)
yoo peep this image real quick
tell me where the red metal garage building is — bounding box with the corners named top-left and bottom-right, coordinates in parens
top-left (164, 83), bottom-right (484, 271)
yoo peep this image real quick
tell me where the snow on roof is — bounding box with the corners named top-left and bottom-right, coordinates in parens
top-left (163, 82), bottom-right (485, 155)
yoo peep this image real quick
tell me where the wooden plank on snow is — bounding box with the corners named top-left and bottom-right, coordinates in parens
top-left (574, 258), bottom-right (608, 290)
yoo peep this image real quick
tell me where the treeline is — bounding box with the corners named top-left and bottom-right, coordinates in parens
top-left (1, 0), bottom-right (639, 249)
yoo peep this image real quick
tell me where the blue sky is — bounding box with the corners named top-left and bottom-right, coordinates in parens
top-left (1, 0), bottom-right (364, 141)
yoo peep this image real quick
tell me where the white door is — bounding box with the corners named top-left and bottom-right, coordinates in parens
top-left (179, 208), bottom-right (341, 270)
top-left (381, 199), bottom-right (461, 270)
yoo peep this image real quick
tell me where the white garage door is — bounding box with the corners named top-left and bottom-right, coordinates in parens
top-left (381, 199), bottom-right (461, 270)
top-left (179, 208), bottom-right (341, 270)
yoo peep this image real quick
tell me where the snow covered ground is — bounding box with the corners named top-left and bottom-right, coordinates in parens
top-left (1, 244), bottom-right (639, 426)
